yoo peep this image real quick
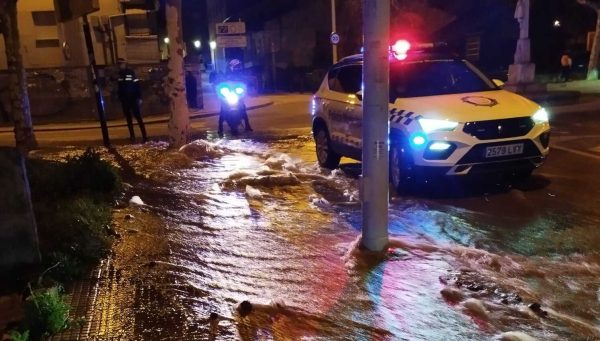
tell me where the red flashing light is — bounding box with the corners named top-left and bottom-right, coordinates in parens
top-left (392, 40), bottom-right (411, 60)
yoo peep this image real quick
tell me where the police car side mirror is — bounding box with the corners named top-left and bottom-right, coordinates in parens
top-left (492, 79), bottom-right (505, 88)
top-left (355, 91), bottom-right (363, 101)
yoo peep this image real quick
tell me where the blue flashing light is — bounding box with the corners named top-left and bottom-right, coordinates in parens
top-left (411, 133), bottom-right (427, 147)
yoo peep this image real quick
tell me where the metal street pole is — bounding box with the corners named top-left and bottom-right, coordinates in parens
top-left (210, 41), bottom-right (217, 71)
top-left (361, 0), bottom-right (389, 251)
top-left (331, 0), bottom-right (338, 63)
top-left (82, 15), bottom-right (110, 147)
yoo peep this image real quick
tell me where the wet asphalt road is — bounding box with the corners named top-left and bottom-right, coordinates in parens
top-left (24, 94), bottom-right (600, 340)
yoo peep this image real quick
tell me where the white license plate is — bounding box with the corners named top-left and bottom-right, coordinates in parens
top-left (485, 143), bottom-right (524, 158)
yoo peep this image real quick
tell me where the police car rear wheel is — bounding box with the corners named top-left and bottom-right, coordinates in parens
top-left (390, 143), bottom-right (413, 192)
top-left (315, 127), bottom-right (341, 169)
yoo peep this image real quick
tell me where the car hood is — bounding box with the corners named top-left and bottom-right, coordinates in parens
top-left (391, 90), bottom-right (541, 122)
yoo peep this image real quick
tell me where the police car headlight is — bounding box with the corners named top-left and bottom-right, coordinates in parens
top-left (418, 118), bottom-right (459, 133)
top-left (532, 108), bottom-right (549, 124)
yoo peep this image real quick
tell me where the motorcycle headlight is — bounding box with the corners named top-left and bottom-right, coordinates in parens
top-left (418, 118), bottom-right (459, 133)
top-left (532, 108), bottom-right (549, 124)
top-left (219, 87), bottom-right (230, 97)
top-left (225, 93), bottom-right (239, 105)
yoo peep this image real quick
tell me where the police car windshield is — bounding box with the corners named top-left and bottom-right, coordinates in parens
top-left (390, 60), bottom-right (497, 99)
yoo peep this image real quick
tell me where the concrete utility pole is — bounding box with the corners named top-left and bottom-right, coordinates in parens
top-left (331, 0), bottom-right (338, 63)
top-left (507, 0), bottom-right (539, 91)
top-left (361, 0), bottom-right (390, 252)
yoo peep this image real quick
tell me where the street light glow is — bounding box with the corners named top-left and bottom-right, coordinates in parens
top-left (554, 20), bottom-right (561, 28)
top-left (193, 40), bottom-right (201, 49)
top-left (210, 41), bottom-right (217, 50)
top-left (164, 37), bottom-right (170, 44)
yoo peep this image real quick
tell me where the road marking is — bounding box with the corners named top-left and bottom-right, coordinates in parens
top-left (552, 144), bottom-right (600, 160)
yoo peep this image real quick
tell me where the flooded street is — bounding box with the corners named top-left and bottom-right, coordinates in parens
top-left (34, 97), bottom-right (600, 340)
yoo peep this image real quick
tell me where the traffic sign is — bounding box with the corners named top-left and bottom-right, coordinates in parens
top-left (216, 35), bottom-right (248, 48)
top-left (330, 32), bottom-right (340, 45)
top-left (216, 22), bottom-right (246, 35)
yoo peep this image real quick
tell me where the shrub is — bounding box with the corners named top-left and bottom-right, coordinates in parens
top-left (24, 285), bottom-right (71, 338)
top-left (28, 148), bottom-right (121, 200)
top-left (8, 330), bottom-right (29, 341)
top-left (27, 148), bottom-right (120, 281)
top-left (36, 197), bottom-right (113, 281)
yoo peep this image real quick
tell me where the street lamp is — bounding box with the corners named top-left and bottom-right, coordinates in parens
top-left (164, 37), bottom-right (170, 44)
top-left (210, 41), bottom-right (217, 71)
top-left (554, 20), bottom-right (561, 28)
top-left (193, 40), bottom-right (201, 49)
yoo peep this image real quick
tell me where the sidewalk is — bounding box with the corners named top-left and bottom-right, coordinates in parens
top-left (0, 93), bottom-right (274, 133)
top-left (544, 79), bottom-right (600, 115)
top-left (547, 79), bottom-right (600, 94)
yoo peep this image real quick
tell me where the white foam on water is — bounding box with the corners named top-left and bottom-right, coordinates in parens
top-left (129, 195), bottom-right (145, 206)
top-left (179, 140), bottom-right (231, 160)
top-left (245, 185), bottom-right (264, 199)
top-left (498, 331), bottom-right (538, 341)
top-left (308, 194), bottom-right (330, 209)
top-left (462, 298), bottom-right (489, 320)
top-left (264, 153), bottom-right (301, 173)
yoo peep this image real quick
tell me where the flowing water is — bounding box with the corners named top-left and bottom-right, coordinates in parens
top-left (42, 132), bottom-right (600, 340)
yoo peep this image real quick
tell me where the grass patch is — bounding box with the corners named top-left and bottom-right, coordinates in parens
top-left (27, 148), bottom-right (121, 281)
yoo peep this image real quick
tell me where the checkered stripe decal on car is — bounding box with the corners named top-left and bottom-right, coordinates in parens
top-left (389, 108), bottom-right (423, 126)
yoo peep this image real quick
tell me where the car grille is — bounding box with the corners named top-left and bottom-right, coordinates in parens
top-left (463, 117), bottom-right (534, 140)
top-left (457, 139), bottom-right (542, 164)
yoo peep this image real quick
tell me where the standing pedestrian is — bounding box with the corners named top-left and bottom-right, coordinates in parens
top-left (560, 51), bottom-right (573, 82)
top-left (185, 71), bottom-right (198, 109)
top-left (117, 58), bottom-right (147, 143)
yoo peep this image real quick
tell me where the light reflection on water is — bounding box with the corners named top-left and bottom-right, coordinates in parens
top-left (164, 135), bottom-right (600, 340)
top-left (42, 135), bottom-right (600, 340)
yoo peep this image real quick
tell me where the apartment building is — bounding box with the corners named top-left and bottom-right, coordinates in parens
top-left (0, 0), bottom-right (159, 69)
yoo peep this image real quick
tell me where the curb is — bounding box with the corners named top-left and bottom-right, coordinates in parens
top-left (0, 101), bottom-right (274, 133)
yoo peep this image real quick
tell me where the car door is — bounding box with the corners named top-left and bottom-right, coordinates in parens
top-left (322, 67), bottom-right (351, 146)
top-left (335, 64), bottom-right (364, 153)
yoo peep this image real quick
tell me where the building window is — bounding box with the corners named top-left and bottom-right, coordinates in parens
top-left (32, 11), bottom-right (57, 26)
top-left (35, 39), bottom-right (60, 48)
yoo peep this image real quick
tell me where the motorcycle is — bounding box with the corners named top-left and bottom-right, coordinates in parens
top-left (216, 81), bottom-right (248, 136)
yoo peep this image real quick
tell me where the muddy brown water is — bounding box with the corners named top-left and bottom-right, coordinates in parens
top-left (38, 133), bottom-right (600, 340)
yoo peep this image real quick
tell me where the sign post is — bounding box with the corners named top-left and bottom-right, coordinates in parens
top-left (54, 0), bottom-right (110, 147)
top-left (82, 15), bottom-right (110, 147)
top-left (215, 21), bottom-right (247, 73)
top-left (361, 0), bottom-right (390, 251)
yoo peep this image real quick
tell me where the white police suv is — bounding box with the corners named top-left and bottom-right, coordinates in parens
top-left (311, 42), bottom-right (551, 190)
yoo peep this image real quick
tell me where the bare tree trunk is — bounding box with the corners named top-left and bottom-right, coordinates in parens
top-left (587, 9), bottom-right (600, 80)
top-left (165, 0), bottom-right (190, 148)
top-left (0, 0), bottom-right (37, 152)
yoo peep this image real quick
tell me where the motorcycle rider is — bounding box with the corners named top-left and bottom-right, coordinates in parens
top-left (218, 59), bottom-right (253, 137)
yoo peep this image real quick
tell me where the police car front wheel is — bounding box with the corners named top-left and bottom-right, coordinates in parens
top-left (390, 143), bottom-right (414, 192)
top-left (314, 127), bottom-right (341, 169)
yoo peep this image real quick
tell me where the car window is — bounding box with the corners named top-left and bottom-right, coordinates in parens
top-left (337, 65), bottom-right (362, 94)
top-left (390, 60), bottom-right (497, 99)
top-left (328, 65), bottom-right (362, 94)
top-left (328, 68), bottom-right (342, 92)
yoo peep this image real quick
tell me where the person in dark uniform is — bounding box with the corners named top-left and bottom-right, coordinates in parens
top-left (185, 71), bottom-right (198, 109)
top-left (117, 58), bottom-right (147, 143)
